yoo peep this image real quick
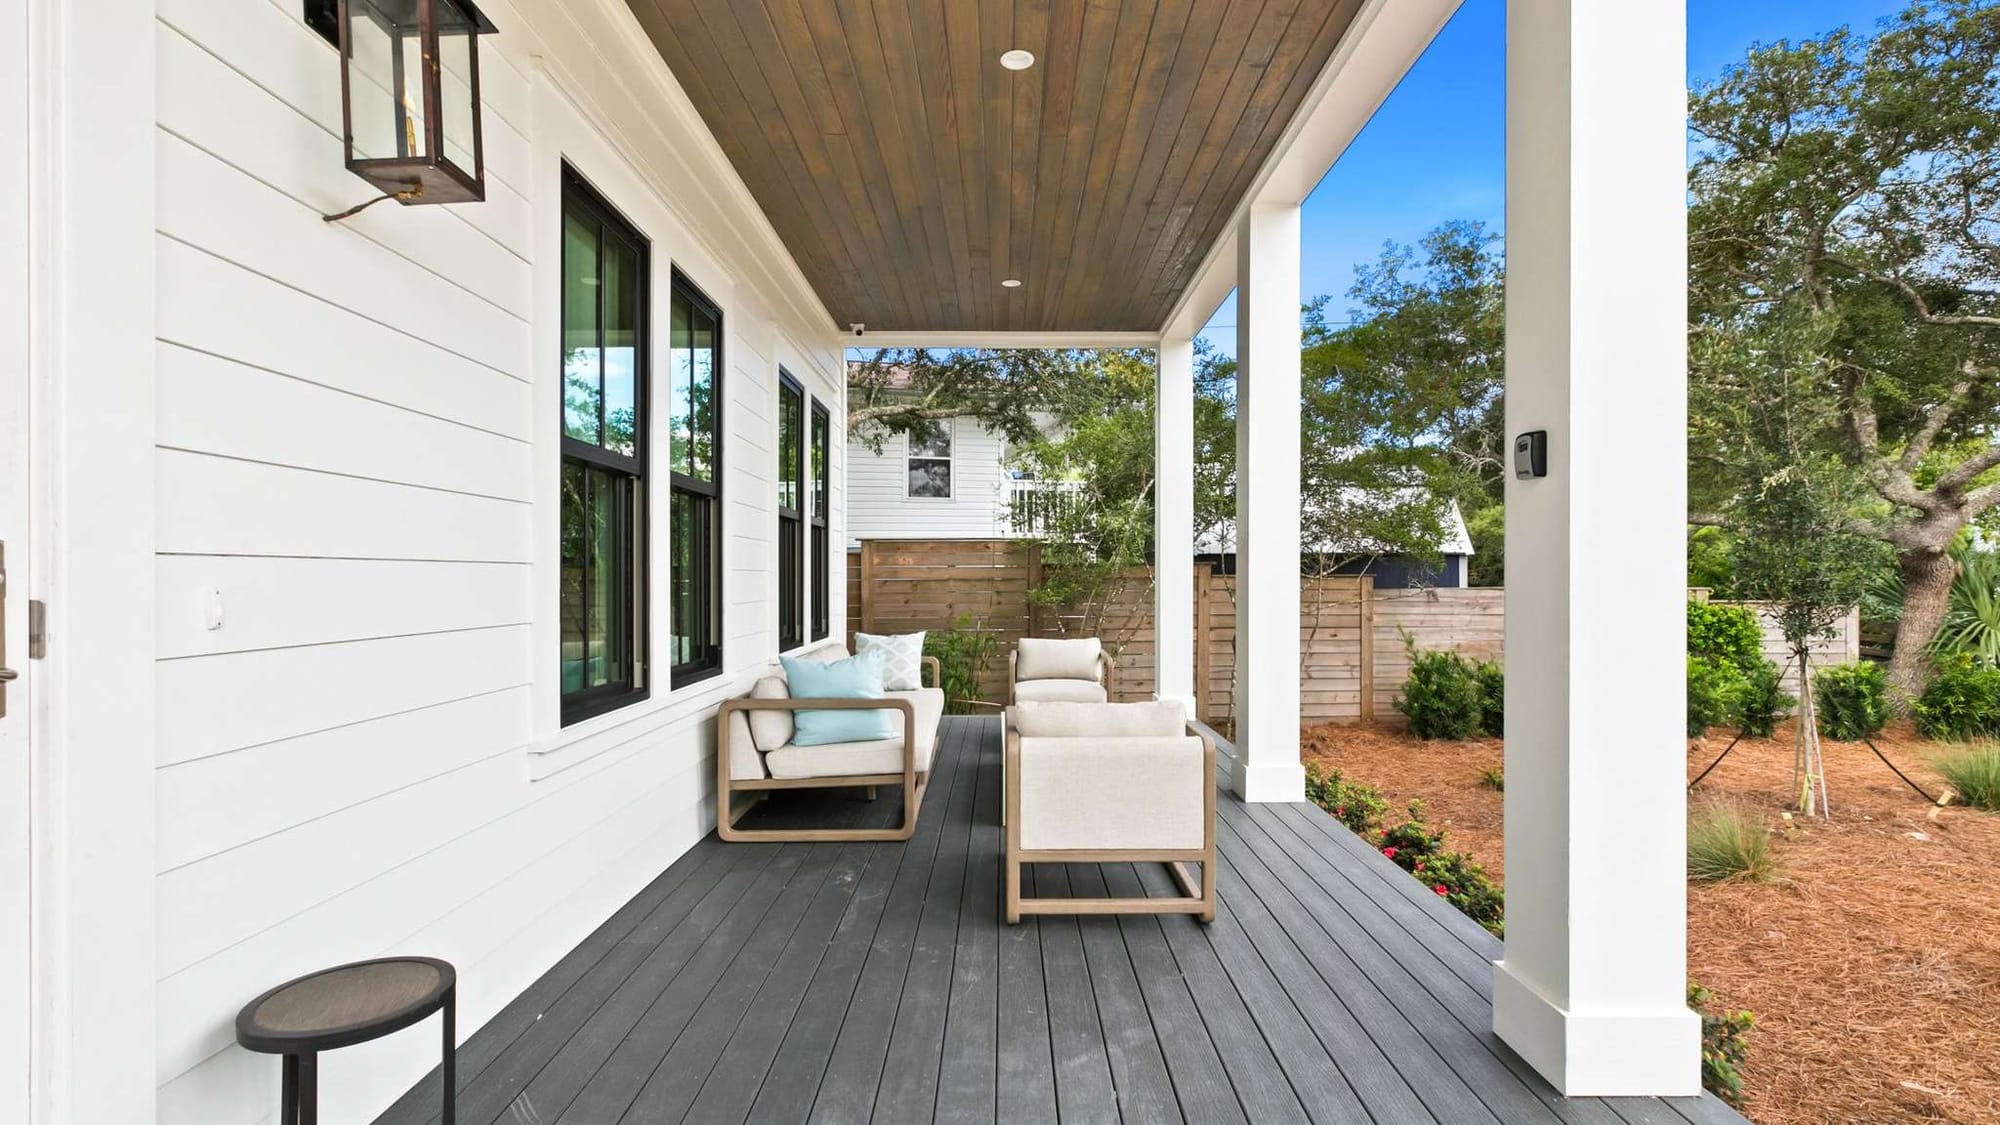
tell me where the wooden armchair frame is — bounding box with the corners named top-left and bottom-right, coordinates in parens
top-left (1006, 648), bottom-right (1117, 705)
top-left (1002, 720), bottom-right (1216, 924)
top-left (714, 657), bottom-right (940, 843)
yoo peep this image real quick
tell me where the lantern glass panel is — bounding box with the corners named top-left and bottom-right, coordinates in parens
top-left (346, 1), bottom-right (431, 163)
top-left (436, 0), bottom-right (480, 175)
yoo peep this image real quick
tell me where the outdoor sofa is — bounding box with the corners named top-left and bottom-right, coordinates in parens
top-left (715, 643), bottom-right (944, 842)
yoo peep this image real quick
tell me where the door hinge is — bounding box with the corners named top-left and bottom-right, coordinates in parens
top-left (28, 599), bottom-right (45, 659)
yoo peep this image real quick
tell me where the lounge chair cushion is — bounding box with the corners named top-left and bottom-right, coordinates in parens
top-left (1013, 678), bottom-right (1110, 704)
top-left (780, 652), bottom-right (896, 746)
top-left (1010, 699), bottom-right (1186, 738)
top-left (724, 707), bottom-right (768, 780)
top-left (764, 686), bottom-right (945, 779)
top-left (746, 675), bottom-right (794, 752)
top-left (1016, 637), bottom-right (1102, 681)
top-left (854, 631), bottom-right (927, 690)
top-left (1015, 734), bottom-right (1206, 850)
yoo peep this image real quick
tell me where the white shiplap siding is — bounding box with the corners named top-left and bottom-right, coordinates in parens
top-left (149, 2), bottom-right (844, 1123)
top-left (845, 416), bottom-right (1011, 542)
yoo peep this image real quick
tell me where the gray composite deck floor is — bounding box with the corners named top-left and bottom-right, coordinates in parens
top-left (376, 715), bottom-right (1745, 1125)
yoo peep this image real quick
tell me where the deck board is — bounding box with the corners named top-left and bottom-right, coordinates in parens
top-left (376, 715), bottom-right (1748, 1125)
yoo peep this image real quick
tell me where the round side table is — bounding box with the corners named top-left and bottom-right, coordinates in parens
top-left (235, 956), bottom-right (456, 1125)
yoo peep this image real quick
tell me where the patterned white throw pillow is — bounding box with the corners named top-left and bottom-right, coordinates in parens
top-left (855, 631), bottom-right (927, 691)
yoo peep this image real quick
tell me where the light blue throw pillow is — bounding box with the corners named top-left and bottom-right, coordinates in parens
top-left (780, 650), bottom-right (898, 747)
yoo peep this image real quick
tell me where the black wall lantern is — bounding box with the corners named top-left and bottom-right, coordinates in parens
top-left (323, 0), bottom-right (498, 221)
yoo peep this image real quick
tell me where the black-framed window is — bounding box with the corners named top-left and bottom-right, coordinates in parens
top-left (669, 273), bottom-right (723, 682)
top-left (559, 167), bottom-right (648, 724)
top-left (777, 370), bottom-right (804, 651)
top-left (810, 398), bottom-right (831, 642)
top-left (907, 419), bottom-right (952, 498)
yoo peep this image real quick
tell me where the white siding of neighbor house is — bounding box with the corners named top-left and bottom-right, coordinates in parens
top-left (845, 416), bottom-right (1012, 543)
top-left (149, 2), bottom-right (842, 1122)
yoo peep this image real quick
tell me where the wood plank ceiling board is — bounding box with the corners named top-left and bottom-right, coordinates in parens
top-left (625, 0), bottom-right (1363, 333)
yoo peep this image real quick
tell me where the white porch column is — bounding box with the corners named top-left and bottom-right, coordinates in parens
top-left (1155, 337), bottom-right (1197, 711)
top-left (1495, 0), bottom-right (1697, 1096)
top-left (1230, 203), bottom-right (1305, 803)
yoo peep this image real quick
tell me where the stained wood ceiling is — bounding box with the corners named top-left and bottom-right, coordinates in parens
top-left (625, 0), bottom-right (1362, 334)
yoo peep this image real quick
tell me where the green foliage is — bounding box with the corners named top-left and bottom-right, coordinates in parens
top-left (1304, 765), bottom-right (1389, 835)
top-left (1931, 744), bottom-right (2000, 810)
top-left (1464, 503), bottom-right (1504, 587)
top-left (1687, 527), bottom-right (1737, 597)
top-left (1374, 803), bottom-right (1505, 935)
top-left (1914, 655), bottom-right (2000, 740)
top-left (1396, 634), bottom-right (1487, 740)
top-left (1934, 549), bottom-right (2000, 665)
top-left (1477, 765), bottom-right (1504, 792)
top-left (1687, 800), bottom-right (1779, 883)
top-left (1814, 662), bottom-right (1891, 740)
top-left (1473, 660), bottom-right (1504, 738)
top-left (1733, 660), bottom-right (1792, 739)
top-left (1687, 602), bottom-right (1763, 671)
top-left (847, 348), bottom-right (1097, 453)
top-left (1687, 657), bottom-right (1741, 739)
top-left (1689, 983), bottom-right (1755, 1107)
top-left (922, 616), bottom-right (998, 715)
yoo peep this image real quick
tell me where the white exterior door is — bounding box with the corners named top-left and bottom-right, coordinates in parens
top-left (1, 0), bottom-right (33, 1112)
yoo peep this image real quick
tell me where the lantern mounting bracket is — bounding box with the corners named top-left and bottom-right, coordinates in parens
top-left (322, 182), bottom-right (426, 223)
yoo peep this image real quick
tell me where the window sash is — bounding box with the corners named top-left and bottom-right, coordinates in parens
top-left (668, 271), bottom-right (723, 684)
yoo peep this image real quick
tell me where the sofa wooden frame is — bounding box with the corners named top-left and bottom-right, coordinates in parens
top-left (1006, 648), bottom-right (1117, 705)
top-left (715, 657), bottom-right (941, 843)
top-left (1001, 720), bottom-right (1217, 924)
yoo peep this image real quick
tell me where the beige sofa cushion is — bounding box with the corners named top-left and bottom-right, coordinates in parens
top-left (1015, 735), bottom-right (1206, 850)
top-left (1016, 637), bottom-right (1101, 681)
top-left (746, 675), bottom-right (794, 752)
top-left (1010, 699), bottom-right (1186, 738)
top-left (724, 708), bottom-right (768, 780)
top-left (764, 686), bottom-right (945, 780)
top-left (1014, 678), bottom-right (1109, 704)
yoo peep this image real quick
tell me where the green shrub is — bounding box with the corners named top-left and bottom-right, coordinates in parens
top-left (1689, 983), bottom-right (1754, 1107)
top-left (1375, 803), bottom-right (1505, 935)
top-left (1304, 764), bottom-right (1388, 834)
top-left (1688, 601), bottom-right (1763, 671)
top-left (1477, 765), bottom-right (1505, 792)
top-left (1914, 655), bottom-right (2000, 740)
top-left (1732, 659), bottom-right (1792, 738)
top-left (1931, 744), bottom-right (2000, 810)
top-left (924, 616), bottom-right (998, 714)
top-left (1687, 657), bottom-right (1739, 737)
top-left (1397, 635), bottom-right (1486, 740)
top-left (1474, 660), bottom-right (1504, 737)
top-left (1687, 800), bottom-right (1778, 883)
top-left (1814, 661), bottom-right (1890, 740)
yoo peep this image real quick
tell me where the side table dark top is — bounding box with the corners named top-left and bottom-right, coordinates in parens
top-left (237, 957), bottom-right (455, 1055)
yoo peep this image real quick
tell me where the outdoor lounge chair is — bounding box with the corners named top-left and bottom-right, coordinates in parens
top-left (1003, 700), bottom-right (1216, 923)
top-left (716, 644), bottom-right (944, 842)
top-left (1008, 636), bottom-right (1115, 704)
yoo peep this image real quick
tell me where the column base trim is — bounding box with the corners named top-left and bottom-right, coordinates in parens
top-left (1229, 759), bottom-right (1305, 804)
top-left (1492, 960), bottom-right (1701, 1096)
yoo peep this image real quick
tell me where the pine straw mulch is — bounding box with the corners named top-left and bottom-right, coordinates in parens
top-left (1301, 719), bottom-right (2000, 1125)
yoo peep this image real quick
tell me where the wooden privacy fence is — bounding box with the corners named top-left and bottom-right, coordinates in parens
top-left (846, 540), bottom-right (1858, 726)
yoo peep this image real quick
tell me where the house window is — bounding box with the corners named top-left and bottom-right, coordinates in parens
top-left (907, 419), bottom-right (953, 498)
top-left (810, 398), bottom-right (831, 642)
top-left (559, 168), bottom-right (648, 724)
top-left (669, 273), bottom-right (723, 682)
top-left (777, 370), bottom-right (804, 651)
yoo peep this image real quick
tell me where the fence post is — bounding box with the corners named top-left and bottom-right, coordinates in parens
top-left (859, 540), bottom-right (876, 635)
top-left (1194, 564), bottom-right (1213, 723)
top-left (1358, 575), bottom-right (1376, 723)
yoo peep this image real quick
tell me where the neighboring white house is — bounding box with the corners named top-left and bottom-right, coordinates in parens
top-left (845, 411), bottom-right (1082, 544)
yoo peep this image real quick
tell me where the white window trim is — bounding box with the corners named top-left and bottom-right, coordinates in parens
top-left (905, 417), bottom-right (956, 500)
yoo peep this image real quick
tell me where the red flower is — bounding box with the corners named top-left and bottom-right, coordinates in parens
top-left (1382, 846), bottom-right (1398, 859)
top-left (1334, 807), bottom-right (1346, 817)
top-left (1434, 885), bottom-right (1449, 896)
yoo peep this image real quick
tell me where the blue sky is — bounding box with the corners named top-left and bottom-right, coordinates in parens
top-left (1194, 0), bottom-right (1911, 353)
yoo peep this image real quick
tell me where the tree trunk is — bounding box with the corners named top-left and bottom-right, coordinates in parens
top-left (1889, 546), bottom-right (1959, 705)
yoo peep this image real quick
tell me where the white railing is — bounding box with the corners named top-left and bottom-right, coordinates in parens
top-left (1001, 478), bottom-right (1085, 538)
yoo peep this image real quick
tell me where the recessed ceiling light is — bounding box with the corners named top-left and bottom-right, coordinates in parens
top-left (1001, 278), bottom-right (1022, 288)
top-left (999, 49), bottom-right (1035, 71)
